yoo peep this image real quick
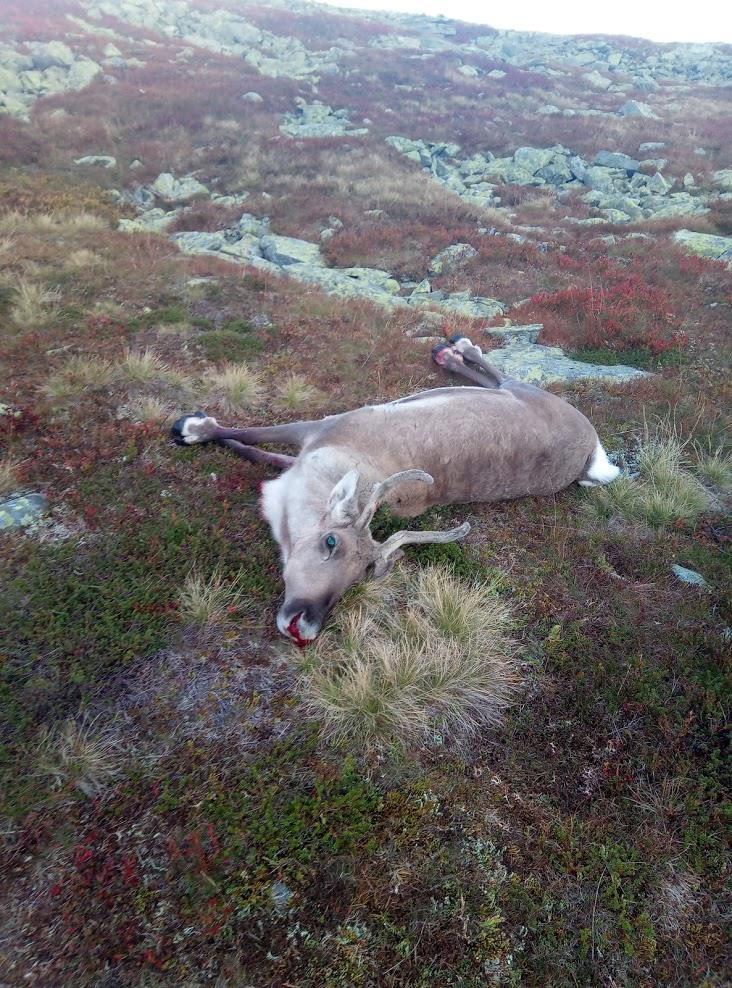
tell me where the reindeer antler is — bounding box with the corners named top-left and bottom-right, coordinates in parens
top-left (378, 521), bottom-right (471, 555)
top-left (355, 469), bottom-right (434, 531)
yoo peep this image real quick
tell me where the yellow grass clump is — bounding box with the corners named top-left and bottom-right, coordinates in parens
top-left (203, 362), bottom-right (264, 414)
top-left (33, 717), bottom-right (121, 797)
top-left (41, 355), bottom-right (116, 402)
top-left (585, 429), bottom-right (717, 529)
top-left (274, 372), bottom-right (323, 411)
top-left (10, 278), bottom-right (62, 328)
top-left (300, 564), bottom-right (519, 745)
top-left (0, 455), bottom-right (22, 495)
top-left (179, 567), bottom-right (243, 627)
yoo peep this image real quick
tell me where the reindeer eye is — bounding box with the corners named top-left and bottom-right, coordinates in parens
top-left (325, 534), bottom-right (337, 550)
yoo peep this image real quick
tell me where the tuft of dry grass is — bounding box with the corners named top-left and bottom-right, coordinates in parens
top-left (116, 349), bottom-right (191, 393)
top-left (179, 567), bottom-right (243, 627)
top-left (300, 565), bottom-right (518, 745)
top-left (122, 395), bottom-right (176, 425)
top-left (584, 430), bottom-right (715, 529)
top-left (203, 362), bottom-right (264, 414)
top-left (33, 717), bottom-right (121, 797)
top-left (41, 354), bottom-right (116, 402)
top-left (0, 236), bottom-right (16, 263)
top-left (0, 455), bottom-right (22, 495)
top-left (64, 248), bottom-right (104, 271)
top-left (274, 372), bottom-right (322, 411)
top-left (0, 210), bottom-right (108, 234)
top-left (694, 446), bottom-right (732, 493)
top-left (10, 278), bottom-right (62, 328)
top-left (117, 348), bottom-right (168, 384)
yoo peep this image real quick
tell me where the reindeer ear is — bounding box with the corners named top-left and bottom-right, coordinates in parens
top-left (327, 469), bottom-right (361, 525)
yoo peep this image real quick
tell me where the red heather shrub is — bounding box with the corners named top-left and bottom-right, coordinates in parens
top-left (0, 0), bottom-right (83, 41)
top-left (521, 269), bottom-right (686, 354)
top-left (0, 117), bottom-right (41, 166)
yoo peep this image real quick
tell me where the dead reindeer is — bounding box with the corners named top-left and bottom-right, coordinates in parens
top-left (172, 336), bottom-right (619, 644)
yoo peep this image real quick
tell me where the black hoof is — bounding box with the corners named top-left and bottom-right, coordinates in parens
top-left (447, 334), bottom-right (469, 346)
top-left (431, 342), bottom-right (451, 361)
top-left (170, 410), bottom-right (207, 446)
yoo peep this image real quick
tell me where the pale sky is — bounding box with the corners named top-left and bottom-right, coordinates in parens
top-left (318, 0), bottom-right (732, 45)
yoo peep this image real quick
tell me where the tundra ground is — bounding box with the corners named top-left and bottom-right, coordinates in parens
top-left (0, 1), bottom-right (730, 984)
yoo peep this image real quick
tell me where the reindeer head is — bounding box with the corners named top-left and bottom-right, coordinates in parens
top-left (271, 469), bottom-right (470, 645)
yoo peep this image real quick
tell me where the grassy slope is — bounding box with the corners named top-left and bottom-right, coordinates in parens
top-left (0, 1), bottom-right (730, 984)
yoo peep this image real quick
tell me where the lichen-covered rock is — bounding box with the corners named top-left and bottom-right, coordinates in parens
top-left (428, 243), bottom-right (478, 274)
top-left (487, 342), bottom-right (649, 385)
top-left (172, 231), bottom-right (227, 254)
top-left (260, 235), bottom-right (325, 266)
top-left (617, 100), bottom-right (659, 119)
top-left (151, 173), bottom-right (209, 203)
top-left (427, 292), bottom-right (505, 319)
top-left (280, 99), bottom-right (368, 138)
top-left (593, 150), bottom-right (640, 171)
top-left (673, 229), bottom-right (732, 261)
top-left (85, 0), bottom-right (341, 80)
top-left (0, 492), bottom-right (49, 531)
top-left (712, 169), bottom-right (732, 191)
top-left (0, 40), bottom-right (101, 118)
top-left (119, 208), bottom-right (187, 233)
top-left (74, 154), bottom-right (116, 168)
top-left (485, 324), bottom-right (542, 345)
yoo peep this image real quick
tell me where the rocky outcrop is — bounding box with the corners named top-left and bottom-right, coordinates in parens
top-left (280, 100), bottom-right (368, 138)
top-left (428, 243), bottom-right (478, 274)
top-left (83, 0), bottom-right (343, 79)
top-left (673, 230), bottom-right (732, 263)
top-left (372, 17), bottom-right (732, 88)
top-left (150, 172), bottom-right (209, 203)
top-left (386, 137), bottom-right (713, 224)
top-left (483, 326), bottom-right (649, 385)
top-left (0, 41), bottom-right (101, 118)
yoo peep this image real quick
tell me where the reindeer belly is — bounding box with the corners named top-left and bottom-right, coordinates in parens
top-left (307, 386), bottom-right (598, 513)
top-left (383, 387), bottom-right (597, 508)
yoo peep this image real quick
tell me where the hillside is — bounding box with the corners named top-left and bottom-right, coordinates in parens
top-left (0, 1), bottom-right (730, 985)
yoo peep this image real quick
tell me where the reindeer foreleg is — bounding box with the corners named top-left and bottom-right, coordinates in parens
top-left (171, 412), bottom-right (317, 448)
top-left (219, 439), bottom-right (295, 469)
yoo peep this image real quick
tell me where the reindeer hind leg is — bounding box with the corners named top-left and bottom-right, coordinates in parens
top-left (431, 341), bottom-right (503, 389)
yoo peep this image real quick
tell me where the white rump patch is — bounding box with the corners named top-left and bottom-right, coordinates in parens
top-left (579, 442), bottom-right (621, 487)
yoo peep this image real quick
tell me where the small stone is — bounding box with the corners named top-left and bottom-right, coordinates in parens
top-left (242, 91), bottom-right (263, 102)
top-left (270, 881), bottom-right (293, 914)
top-left (74, 154), bottom-right (116, 168)
top-left (671, 564), bottom-right (708, 589)
top-left (0, 491), bottom-right (49, 531)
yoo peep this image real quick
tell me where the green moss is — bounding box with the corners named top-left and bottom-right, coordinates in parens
top-left (0, 511), bottom-right (279, 742)
top-left (570, 346), bottom-right (688, 370)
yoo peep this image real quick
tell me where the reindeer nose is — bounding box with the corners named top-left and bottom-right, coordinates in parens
top-left (277, 596), bottom-right (333, 645)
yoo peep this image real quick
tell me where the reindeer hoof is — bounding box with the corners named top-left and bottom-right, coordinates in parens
top-left (431, 342), bottom-right (452, 366)
top-left (448, 335), bottom-right (482, 357)
top-left (171, 411), bottom-right (217, 446)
